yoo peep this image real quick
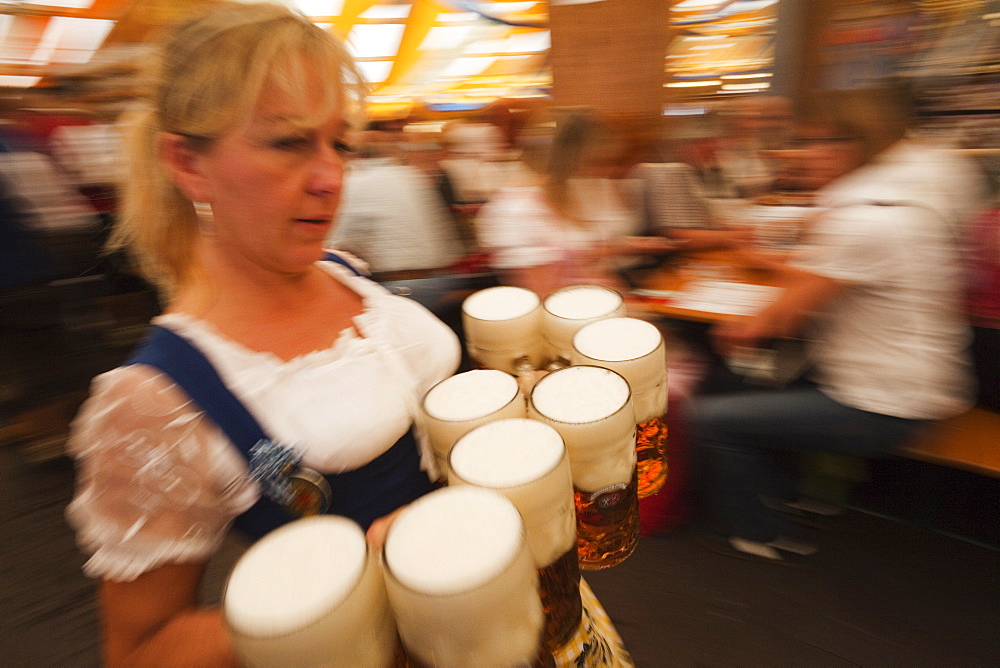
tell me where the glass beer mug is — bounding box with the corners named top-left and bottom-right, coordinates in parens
top-left (541, 285), bottom-right (626, 369)
top-left (223, 516), bottom-right (398, 668)
top-left (528, 366), bottom-right (639, 570)
top-left (421, 369), bottom-right (527, 481)
top-left (573, 317), bottom-right (669, 498)
top-left (382, 486), bottom-right (546, 667)
top-left (449, 418), bottom-right (582, 652)
top-left (462, 286), bottom-right (545, 375)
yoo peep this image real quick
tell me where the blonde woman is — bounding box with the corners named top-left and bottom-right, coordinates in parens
top-left (475, 109), bottom-right (673, 297)
top-left (65, 5), bottom-right (461, 664)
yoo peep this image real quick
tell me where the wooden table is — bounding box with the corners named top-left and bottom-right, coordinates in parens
top-left (625, 249), bottom-right (792, 324)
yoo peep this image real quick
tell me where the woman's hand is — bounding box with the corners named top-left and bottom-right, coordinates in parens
top-left (711, 267), bottom-right (841, 357)
top-left (366, 506), bottom-right (408, 550)
top-left (711, 308), bottom-right (791, 357)
top-left (618, 235), bottom-right (684, 255)
top-left (721, 226), bottom-right (755, 249)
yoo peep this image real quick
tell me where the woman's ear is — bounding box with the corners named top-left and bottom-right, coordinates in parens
top-left (159, 133), bottom-right (211, 203)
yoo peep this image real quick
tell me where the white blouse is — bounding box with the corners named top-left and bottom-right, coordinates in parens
top-left (65, 261), bottom-right (461, 582)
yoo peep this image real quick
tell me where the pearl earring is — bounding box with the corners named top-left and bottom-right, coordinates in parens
top-left (193, 201), bottom-right (214, 234)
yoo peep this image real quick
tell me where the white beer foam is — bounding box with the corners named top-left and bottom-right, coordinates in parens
top-left (451, 419), bottom-right (564, 488)
top-left (224, 517), bottom-right (367, 637)
top-left (574, 317), bottom-right (661, 362)
top-left (385, 487), bottom-right (523, 595)
top-left (544, 286), bottom-right (622, 320)
top-left (423, 369), bottom-right (519, 421)
top-left (531, 366), bottom-right (629, 423)
top-left (463, 286), bottom-right (539, 321)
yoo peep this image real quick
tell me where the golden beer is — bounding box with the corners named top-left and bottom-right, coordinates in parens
top-left (529, 366), bottom-right (639, 571)
top-left (635, 416), bottom-right (669, 496)
top-left (574, 468), bottom-right (640, 569)
top-left (537, 545), bottom-right (583, 651)
top-left (572, 317), bottom-right (669, 498)
top-left (449, 418), bottom-right (582, 652)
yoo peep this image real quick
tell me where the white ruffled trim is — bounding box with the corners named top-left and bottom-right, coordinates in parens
top-left (75, 526), bottom-right (228, 583)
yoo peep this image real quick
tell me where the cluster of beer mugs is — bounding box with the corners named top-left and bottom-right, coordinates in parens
top-left (462, 284), bottom-right (629, 373)
top-left (422, 370), bottom-right (582, 651)
top-left (223, 489), bottom-right (553, 667)
top-left (221, 284), bottom-right (670, 666)
top-left (460, 284), bottom-right (670, 502)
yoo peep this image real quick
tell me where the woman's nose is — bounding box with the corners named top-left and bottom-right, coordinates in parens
top-left (306, 147), bottom-right (344, 196)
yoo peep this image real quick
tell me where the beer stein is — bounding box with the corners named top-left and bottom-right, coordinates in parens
top-left (462, 286), bottom-right (545, 374)
top-left (541, 285), bottom-right (626, 368)
top-left (421, 369), bottom-right (527, 481)
top-left (223, 516), bottom-right (397, 668)
top-left (449, 418), bottom-right (582, 652)
top-left (573, 317), bottom-right (669, 498)
top-left (382, 486), bottom-right (546, 667)
top-left (528, 365), bottom-right (639, 570)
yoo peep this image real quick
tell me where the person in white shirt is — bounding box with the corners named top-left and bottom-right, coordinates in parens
top-left (327, 131), bottom-right (465, 276)
top-left (475, 109), bottom-right (665, 297)
top-left (692, 84), bottom-right (988, 561)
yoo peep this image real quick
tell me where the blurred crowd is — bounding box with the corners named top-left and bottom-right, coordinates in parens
top-left (1, 80), bottom-right (998, 460)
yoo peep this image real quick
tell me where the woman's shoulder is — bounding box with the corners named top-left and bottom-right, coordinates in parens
top-left (321, 249), bottom-right (371, 277)
top-left (66, 360), bottom-right (255, 582)
top-left (68, 363), bottom-right (198, 453)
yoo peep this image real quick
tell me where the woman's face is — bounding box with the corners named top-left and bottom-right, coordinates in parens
top-left (194, 85), bottom-right (350, 275)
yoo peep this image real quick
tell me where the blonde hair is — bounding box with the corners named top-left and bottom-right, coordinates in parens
top-left (111, 2), bottom-right (366, 299)
top-left (545, 108), bottom-right (624, 221)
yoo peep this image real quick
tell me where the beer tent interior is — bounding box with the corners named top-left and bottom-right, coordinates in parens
top-left (0, 0), bottom-right (795, 122)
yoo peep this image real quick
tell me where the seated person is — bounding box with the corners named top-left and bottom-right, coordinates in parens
top-left (476, 109), bottom-right (700, 538)
top-left (691, 85), bottom-right (989, 560)
top-left (629, 159), bottom-right (753, 252)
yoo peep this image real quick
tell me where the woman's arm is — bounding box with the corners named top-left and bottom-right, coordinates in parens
top-left (495, 264), bottom-right (573, 297)
top-left (100, 562), bottom-right (238, 668)
top-left (711, 261), bottom-right (841, 355)
top-left (66, 366), bottom-right (250, 667)
top-left (662, 226), bottom-right (754, 252)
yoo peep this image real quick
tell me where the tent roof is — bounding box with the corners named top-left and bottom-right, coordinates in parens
top-left (1, 1), bottom-right (790, 114)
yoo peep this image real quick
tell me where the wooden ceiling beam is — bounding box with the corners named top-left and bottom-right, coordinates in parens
top-left (0, 3), bottom-right (123, 20)
top-left (0, 63), bottom-right (47, 77)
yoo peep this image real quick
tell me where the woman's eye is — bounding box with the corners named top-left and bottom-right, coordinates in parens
top-left (333, 140), bottom-right (353, 156)
top-left (274, 136), bottom-right (311, 151)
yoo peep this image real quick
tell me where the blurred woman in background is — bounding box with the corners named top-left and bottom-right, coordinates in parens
top-left (475, 108), bottom-right (673, 296)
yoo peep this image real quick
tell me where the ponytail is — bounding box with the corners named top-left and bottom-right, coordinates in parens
top-left (109, 105), bottom-right (199, 301)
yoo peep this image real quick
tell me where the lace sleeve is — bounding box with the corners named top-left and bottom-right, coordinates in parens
top-left (65, 365), bottom-right (259, 582)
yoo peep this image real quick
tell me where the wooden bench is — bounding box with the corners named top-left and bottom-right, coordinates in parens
top-left (898, 407), bottom-right (1000, 478)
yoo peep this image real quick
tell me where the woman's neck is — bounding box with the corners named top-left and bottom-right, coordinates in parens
top-left (169, 242), bottom-right (326, 322)
top-left (167, 243), bottom-right (365, 361)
